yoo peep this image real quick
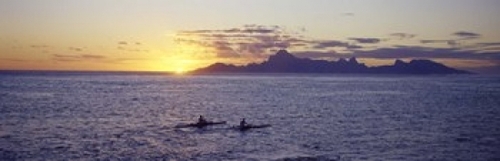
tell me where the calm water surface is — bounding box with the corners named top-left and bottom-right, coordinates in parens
top-left (0, 72), bottom-right (499, 161)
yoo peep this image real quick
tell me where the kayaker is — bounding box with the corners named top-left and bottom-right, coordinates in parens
top-left (240, 118), bottom-right (247, 127)
top-left (198, 115), bottom-right (207, 124)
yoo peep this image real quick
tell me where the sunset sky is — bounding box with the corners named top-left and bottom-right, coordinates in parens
top-left (1, 0), bottom-right (500, 73)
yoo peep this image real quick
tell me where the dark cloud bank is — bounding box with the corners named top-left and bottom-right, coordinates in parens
top-left (176, 26), bottom-right (499, 74)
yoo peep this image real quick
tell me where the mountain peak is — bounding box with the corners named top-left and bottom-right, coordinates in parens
top-left (192, 50), bottom-right (470, 74)
top-left (276, 49), bottom-right (290, 55)
top-left (268, 50), bottom-right (297, 62)
top-left (337, 58), bottom-right (347, 63)
top-left (394, 59), bottom-right (406, 66)
top-left (274, 49), bottom-right (295, 57)
top-left (348, 57), bottom-right (358, 64)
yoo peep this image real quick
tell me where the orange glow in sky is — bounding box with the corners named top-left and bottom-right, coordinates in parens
top-left (1, 0), bottom-right (499, 73)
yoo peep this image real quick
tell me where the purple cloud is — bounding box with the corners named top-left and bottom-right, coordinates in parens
top-left (349, 46), bottom-right (500, 60)
top-left (175, 25), bottom-right (304, 58)
top-left (420, 40), bottom-right (460, 47)
top-left (294, 50), bottom-right (345, 59)
top-left (349, 38), bottom-right (381, 44)
top-left (453, 31), bottom-right (481, 39)
top-left (313, 40), bottom-right (349, 49)
top-left (477, 42), bottom-right (500, 46)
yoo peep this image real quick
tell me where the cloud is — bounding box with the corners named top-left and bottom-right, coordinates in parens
top-left (341, 13), bottom-right (355, 16)
top-left (52, 54), bottom-right (106, 62)
top-left (294, 50), bottom-right (346, 59)
top-left (0, 58), bottom-right (28, 62)
top-left (418, 31), bottom-right (482, 47)
top-left (175, 25), bottom-right (306, 58)
top-left (473, 42), bottom-right (500, 50)
top-left (81, 54), bottom-right (105, 59)
top-left (175, 25), bottom-right (375, 59)
top-left (294, 46), bottom-right (500, 61)
top-left (349, 38), bottom-right (381, 44)
top-left (118, 41), bottom-right (142, 45)
top-left (51, 55), bottom-right (151, 64)
top-left (212, 41), bottom-right (240, 58)
top-left (477, 42), bottom-right (500, 46)
top-left (116, 41), bottom-right (148, 53)
top-left (389, 33), bottom-right (416, 39)
top-left (349, 46), bottom-right (500, 60)
top-left (312, 40), bottom-right (349, 49)
top-left (175, 26), bottom-right (496, 63)
top-left (53, 54), bottom-right (79, 58)
top-left (69, 47), bottom-right (83, 52)
top-left (453, 31), bottom-right (481, 39)
top-left (179, 25), bottom-right (281, 35)
top-left (30, 44), bottom-right (50, 48)
top-left (29, 44), bottom-right (52, 53)
top-left (420, 39), bottom-right (459, 46)
top-left (311, 40), bottom-right (363, 50)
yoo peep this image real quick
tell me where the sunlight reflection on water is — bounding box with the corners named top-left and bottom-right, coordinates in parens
top-left (1, 73), bottom-right (499, 160)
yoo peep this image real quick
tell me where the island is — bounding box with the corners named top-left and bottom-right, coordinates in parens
top-left (192, 50), bottom-right (471, 74)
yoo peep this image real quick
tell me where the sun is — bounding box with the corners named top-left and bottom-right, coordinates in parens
top-left (162, 56), bottom-right (204, 74)
top-left (164, 41), bottom-right (209, 73)
top-left (174, 68), bottom-right (186, 74)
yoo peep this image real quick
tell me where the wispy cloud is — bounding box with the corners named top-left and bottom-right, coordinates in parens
top-left (341, 13), bottom-right (355, 16)
top-left (453, 31), bottom-right (481, 39)
top-left (52, 54), bottom-right (106, 62)
top-left (293, 45), bottom-right (500, 64)
top-left (176, 25), bottom-right (371, 59)
top-left (0, 58), bottom-right (29, 62)
top-left (420, 39), bottom-right (459, 46)
top-left (349, 38), bottom-right (381, 44)
top-left (312, 40), bottom-right (349, 49)
top-left (350, 46), bottom-right (500, 60)
top-left (419, 31), bottom-right (481, 47)
top-left (179, 25), bottom-right (281, 35)
top-left (116, 40), bottom-right (148, 53)
top-left (389, 33), bottom-right (416, 40)
top-left (294, 50), bottom-right (344, 59)
top-left (476, 42), bottom-right (500, 47)
top-left (30, 44), bottom-right (50, 49)
top-left (311, 40), bottom-right (362, 49)
top-left (176, 25), bottom-right (305, 58)
top-left (68, 47), bottom-right (83, 52)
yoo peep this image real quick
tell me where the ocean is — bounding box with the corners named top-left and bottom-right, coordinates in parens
top-left (0, 72), bottom-right (499, 161)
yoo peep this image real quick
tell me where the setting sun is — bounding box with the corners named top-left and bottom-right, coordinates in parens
top-left (160, 37), bottom-right (218, 73)
top-left (174, 68), bottom-right (186, 74)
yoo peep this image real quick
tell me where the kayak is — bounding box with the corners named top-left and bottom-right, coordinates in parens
top-left (175, 121), bottom-right (227, 128)
top-left (237, 124), bottom-right (271, 131)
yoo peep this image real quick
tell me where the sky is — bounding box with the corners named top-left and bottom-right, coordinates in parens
top-left (1, 0), bottom-right (500, 73)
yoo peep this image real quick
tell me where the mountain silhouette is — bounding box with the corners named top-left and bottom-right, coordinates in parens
top-left (192, 50), bottom-right (470, 74)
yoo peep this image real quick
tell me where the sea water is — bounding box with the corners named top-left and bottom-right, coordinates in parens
top-left (0, 72), bottom-right (499, 161)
